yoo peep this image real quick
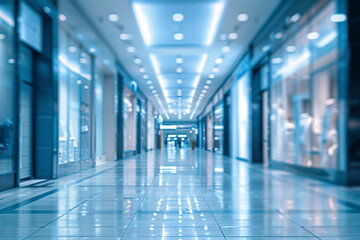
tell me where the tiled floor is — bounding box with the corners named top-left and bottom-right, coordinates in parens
top-left (1, 148), bottom-right (360, 239)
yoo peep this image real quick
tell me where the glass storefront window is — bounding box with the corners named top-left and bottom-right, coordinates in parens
top-left (270, 1), bottom-right (339, 169)
top-left (0, 1), bottom-right (15, 174)
top-left (123, 86), bottom-right (137, 152)
top-left (214, 103), bottom-right (224, 153)
top-left (58, 27), bottom-right (92, 166)
top-left (95, 60), bottom-right (105, 158)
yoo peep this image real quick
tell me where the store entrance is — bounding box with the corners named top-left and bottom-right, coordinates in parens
top-left (251, 65), bottom-right (267, 163)
top-left (19, 44), bottom-right (34, 180)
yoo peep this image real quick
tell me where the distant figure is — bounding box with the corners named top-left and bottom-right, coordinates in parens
top-left (191, 139), bottom-right (196, 150)
top-left (177, 138), bottom-right (181, 148)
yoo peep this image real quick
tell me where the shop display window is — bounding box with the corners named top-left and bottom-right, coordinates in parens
top-left (270, 1), bottom-right (339, 170)
top-left (123, 86), bottom-right (137, 152)
top-left (0, 1), bottom-right (15, 174)
top-left (214, 103), bottom-right (224, 153)
top-left (58, 28), bottom-right (92, 165)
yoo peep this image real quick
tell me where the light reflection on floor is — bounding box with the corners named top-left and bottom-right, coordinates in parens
top-left (0, 148), bottom-right (360, 239)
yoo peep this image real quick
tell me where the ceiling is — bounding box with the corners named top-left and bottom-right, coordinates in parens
top-left (72, 0), bottom-right (281, 121)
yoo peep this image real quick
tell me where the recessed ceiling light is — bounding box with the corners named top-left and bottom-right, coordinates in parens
top-left (204, 85), bottom-right (210, 89)
top-left (80, 58), bottom-right (88, 64)
top-left (271, 57), bottom-right (283, 64)
top-left (228, 32), bottom-right (238, 40)
top-left (152, 90), bottom-right (157, 93)
top-left (173, 13), bottom-right (184, 22)
top-left (154, 94), bottom-right (159, 97)
top-left (219, 34), bottom-right (227, 40)
top-left (43, 6), bottom-right (52, 14)
top-left (176, 67), bottom-right (183, 73)
top-left (0, 34), bottom-right (6, 40)
top-left (147, 80), bottom-right (153, 85)
top-left (213, 67), bottom-right (220, 73)
top-left (59, 14), bottom-right (67, 22)
top-left (177, 79), bottom-right (182, 84)
top-left (222, 46), bottom-right (231, 53)
top-left (84, 85), bottom-right (89, 90)
top-left (149, 85), bottom-right (154, 89)
top-left (174, 33), bottom-right (183, 40)
top-left (289, 13), bottom-right (301, 23)
top-left (237, 13), bottom-right (249, 22)
top-left (274, 32), bottom-right (283, 39)
top-left (286, 45), bottom-right (296, 52)
top-left (76, 80), bottom-right (82, 85)
top-left (108, 13), bottom-right (119, 22)
top-left (200, 93), bottom-right (205, 97)
top-left (262, 45), bottom-right (271, 52)
top-left (330, 13), bottom-right (347, 22)
top-left (202, 89), bottom-right (207, 93)
top-left (215, 58), bottom-right (223, 64)
top-left (89, 48), bottom-right (96, 53)
top-left (139, 67), bottom-right (146, 73)
top-left (143, 74), bottom-right (149, 79)
top-left (176, 57), bottom-right (183, 64)
top-left (206, 80), bottom-right (212, 84)
top-left (127, 46), bottom-right (136, 53)
top-left (208, 73), bottom-right (215, 79)
top-left (307, 32), bottom-right (320, 40)
top-left (120, 33), bottom-right (132, 40)
top-left (68, 46), bottom-right (77, 52)
top-left (134, 58), bottom-right (141, 64)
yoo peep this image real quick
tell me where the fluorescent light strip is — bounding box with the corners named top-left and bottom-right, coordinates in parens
top-left (317, 31), bottom-right (337, 48)
top-left (192, 75), bottom-right (201, 88)
top-left (0, 10), bottom-right (14, 27)
top-left (59, 55), bottom-right (91, 80)
top-left (197, 54), bottom-right (208, 73)
top-left (150, 54), bottom-right (161, 74)
top-left (132, 3), bottom-right (152, 45)
top-left (274, 51), bottom-right (311, 78)
top-left (206, 1), bottom-right (225, 46)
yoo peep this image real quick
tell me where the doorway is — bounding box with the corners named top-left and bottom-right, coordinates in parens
top-left (19, 44), bottom-right (34, 180)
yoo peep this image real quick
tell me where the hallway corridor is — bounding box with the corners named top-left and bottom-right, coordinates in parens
top-left (1, 149), bottom-right (360, 239)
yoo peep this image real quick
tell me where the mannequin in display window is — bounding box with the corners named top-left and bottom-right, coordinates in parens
top-left (298, 113), bottom-right (313, 165)
top-left (319, 99), bottom-right (338, 169)
top-left (271, 100), bottom-right (284, 161)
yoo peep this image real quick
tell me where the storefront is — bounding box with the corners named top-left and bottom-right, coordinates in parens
top-left (58, 26), bottom-right (94, 176)
top-left (147, 102), bottom-right (155, 150)
top-left (123, 85), bottom-right (137, 157)
top-left (0, 0), bottom-right (16, 190)
top-left (213, 103), bottom-right (224, 154)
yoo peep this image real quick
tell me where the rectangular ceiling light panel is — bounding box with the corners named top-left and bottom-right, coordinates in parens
top-left (132, 0), bottom-right (225, 47)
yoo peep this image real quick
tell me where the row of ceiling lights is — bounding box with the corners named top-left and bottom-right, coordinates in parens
top-left (190, 13), bottom-right (250, 119)
top-left (107, 13), bottom-right (167, 110)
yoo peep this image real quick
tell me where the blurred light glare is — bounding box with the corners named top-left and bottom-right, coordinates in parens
top-left (330, 14), bottom-right (347, 22)
top-left (174, 33), bottom-right (184, 40)
top-left (59, 14), bottom-right (67, 22)
top-left (108, 13), bottom-right (119, 22)
top-left (237, 13), bottom-right (249, 22)
top-left (173, 13), bottom-right (184, 22)
top-left (307, 32), bottom-right (320, 40)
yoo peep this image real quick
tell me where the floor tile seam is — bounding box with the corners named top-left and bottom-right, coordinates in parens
top-left (22, 187), bottom-right (107, 240)
top-left (300, 187), bottom-right (360, 210)
top-left (119, 174), bottom-right (157, 239)
top-left (0, 163), bottom-right (122, 213)
top-left (266, 201), bottom-right (322, 240)
top-left (242, 165), bottom-right (360, 211)
top-left (199, 183), bottom-right (227, 240)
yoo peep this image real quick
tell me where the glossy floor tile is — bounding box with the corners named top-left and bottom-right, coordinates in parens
top-left (1, 148), bottom-right (360, 239)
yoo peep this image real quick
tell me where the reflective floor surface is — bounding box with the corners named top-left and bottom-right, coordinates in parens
top-left (1, 148), bottom-right (360, 239)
